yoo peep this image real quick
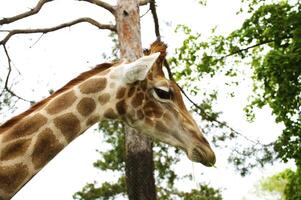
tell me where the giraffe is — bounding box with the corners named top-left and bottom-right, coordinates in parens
top-left (0, 41), bottom-right (215, 200)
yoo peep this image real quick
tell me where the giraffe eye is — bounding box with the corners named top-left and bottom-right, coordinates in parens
top-left (153, 87), bottom-right (172, 100)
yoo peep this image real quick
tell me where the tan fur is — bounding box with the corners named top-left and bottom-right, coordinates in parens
top-left (155, 121), bottom-right (169, 133)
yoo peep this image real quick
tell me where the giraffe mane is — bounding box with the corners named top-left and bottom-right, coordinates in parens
top-left (0, 62), bottom-right (114, 133)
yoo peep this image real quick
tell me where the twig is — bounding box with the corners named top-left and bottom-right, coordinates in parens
top-left (29, 33), bottom-right (45, 48)
top-left (139, 0), bottom-right (151, 6)
top-left (77, 0), bottom-right (115, 15)
top-left (0, 17), bottom-right (116, 45)
top-left (1, 45), bottom-right (30, 102)
top-left (140, 8), bottom-right (151, 18)
top-left (216, 40), bottom-right (274, 61)
top-left (175, 81), bottom-right (264, 145)
top-left (216, 36), bottom-right (291, 62)
top-left (0, 0), bottom-right (52, 25)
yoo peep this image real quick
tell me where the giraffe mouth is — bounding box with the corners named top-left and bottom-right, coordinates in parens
top-left (190, 147), bottom-right (216, 167)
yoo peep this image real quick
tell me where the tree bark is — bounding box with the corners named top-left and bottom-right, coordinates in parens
top-left (115, 0), bottom-right (157, 200)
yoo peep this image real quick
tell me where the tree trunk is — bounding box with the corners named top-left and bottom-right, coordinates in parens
top-left (115, 0), bottom-right (157, 200)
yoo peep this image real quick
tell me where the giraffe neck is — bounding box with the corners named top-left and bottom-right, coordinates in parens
top-left (0, 66), bottom-right (124, 200)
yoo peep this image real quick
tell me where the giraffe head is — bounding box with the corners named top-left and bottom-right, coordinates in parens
top-left (117, 41), bottom-right (216, 167)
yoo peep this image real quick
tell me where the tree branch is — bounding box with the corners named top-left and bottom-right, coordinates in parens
top-left (1, 45), bottom-right (30, 102)
top-left (0, 0), bottom-right (52, 25)
top-left (78, 0), bottom-right (115, 15)
top-left (139, 0), bottom-right (150, 6)
top-left (0, 17), bottom-right (116, 45)
top-left (175, 81), bottom-right (265, 145)
top-left (149, 0), bottom-right (160, 38)
top-left (216, 36), bottom-right (292, 62)
top-left (217, 40), bottom-right (274, 61)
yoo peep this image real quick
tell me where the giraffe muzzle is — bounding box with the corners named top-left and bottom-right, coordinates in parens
top-left (189, 145), bottom-right (216, 167)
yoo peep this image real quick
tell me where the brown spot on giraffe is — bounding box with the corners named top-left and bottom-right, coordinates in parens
top-left (32, 128), bottom-right (64, 170)
top-left (127, 87), bottom-right (136, 97)
top-left (45, 91), bottom-right (77, 115)
top-left (103, 108), bottom-right (118, 119)
top-left (77, 97), bottom-right (96, 117)
top-left (53, 113), bottom-right (81, 142)
top-left (143, 101), bottom-right (162, 118)
top-left (116, 100), bottom-right (127, 115)
top-left (0, 138), bottom-right (31, 161)
top-left (3, 114), bottom-right (47, 142)
top-left (140, 81), bottom-right (147, 90)
top-left (131, 92), bottom-right (144, 107)
top-left (0, 163), bottom-right (29, 194)
top-left (98, 93), bottom-right (110, 105)
top-left (79, 78), bottom-right (107, 94)
top-left (86, 115), bottom-right (100, 126)
top-left (116, 87), bottom-right (126, 99)
top-left (136, 109), bottom-right (144, 120)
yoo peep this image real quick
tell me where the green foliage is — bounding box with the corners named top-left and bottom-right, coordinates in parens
top-left (94, 120), bottom-right (125, 171)
top-left (73, 177), bottom-right (126, 200)
top-left (256, 164), bottom-right (301, 200)
top-left (258, 168), bottom-right (293, 199)
top-left (0, 78), bottom-right (17, 116)
top-left (178, 185), bottom-right (222, 200)
top-left (171, 1), bottom-right (301, 175)
top-left (284, 163), bottom-right (301, 200)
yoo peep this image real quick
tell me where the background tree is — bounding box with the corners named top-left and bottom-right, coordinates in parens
top-left (169, 0), bottom-right (300, 199)
top-left (255, 165), bottom-right (301, 200)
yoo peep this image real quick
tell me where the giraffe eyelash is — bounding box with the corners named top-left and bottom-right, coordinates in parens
top-left (152, 87), bottom-right (172, 102)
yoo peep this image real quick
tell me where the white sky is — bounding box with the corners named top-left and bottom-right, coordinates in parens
top-left (0, 0), bottom-right (294, 200)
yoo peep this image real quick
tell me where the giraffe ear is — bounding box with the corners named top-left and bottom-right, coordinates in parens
top-left (123, 52), bottom-right (160, 83)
